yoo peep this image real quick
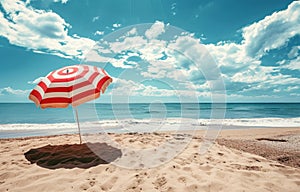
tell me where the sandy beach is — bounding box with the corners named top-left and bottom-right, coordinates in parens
top-left (0, 127), bottom-right (299, 192)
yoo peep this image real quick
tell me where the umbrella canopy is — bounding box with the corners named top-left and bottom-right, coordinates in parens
top-left (29, 65), bottom-right (112, 108)
top-left (29, 64), bottom-right (113, 143)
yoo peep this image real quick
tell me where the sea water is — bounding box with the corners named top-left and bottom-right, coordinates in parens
top-left (0, 103), bottom-right (300, 138)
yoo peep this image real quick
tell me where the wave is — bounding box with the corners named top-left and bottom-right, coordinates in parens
top-left (1, 117), bottom-right (300, 131)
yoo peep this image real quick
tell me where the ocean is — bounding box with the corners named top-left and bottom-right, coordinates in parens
top-left (0, 103), bottom-right (300, 138)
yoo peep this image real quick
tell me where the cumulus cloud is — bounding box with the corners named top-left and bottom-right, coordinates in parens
top-left (288, 46), bottom-right (300, 59)
top-left (168, 35), bottom-right (222, 82)
top-left (87, 22), bottom-right (225, 98)
top-left (201, 1), bottom-right (300, 98)
top-left (111, 79), bottom-right (176, 97)
top-left (1, 1), bottom-right (298, 100)
top-left (109, 36), bottom-right (147, 53)
top-left (145, 21), bottom-right (165, 39)
top-left (87, 2), bottom-right (299, 99)
top-left (285, 56), bottom-right (300, 70)
top-left (0, 0), bottom-right (95, 59)
top-left (242, 1), bottom-right (300, 58)
top-left (110, 78), bottom-right (202, 98)
top-left (0, 87), bottom-right (30, 95)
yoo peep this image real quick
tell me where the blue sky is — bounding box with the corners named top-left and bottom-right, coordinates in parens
top-left (0, 0), bottom-right (299, 103)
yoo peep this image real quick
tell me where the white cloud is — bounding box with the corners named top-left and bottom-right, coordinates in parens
top-left (286, 56), bottom-right (300, 70)
top-left (92, 16), bottom-right (99, 22)
top-left (0, 0), bottom-right (95, 59)
top-left (0, 87), bottom-right (30, 95)
top-left (106, 3), bottom-right (300, 99)
top-left (145, 21), bottom-right (165, 39)
top-left (171, 3), bottom-right (176, 16)
top-left (230, 66), bottom-right (273, 83)
top-left (168, 35), bottom-right (222, 81)
top-left (127, 28), bottom-right (138, 36)
top-left (111, 78), bottom-right (202, 98)
top-left (85, 47), bottom-right (139, 68)
top-left (242, 1), bottom-right (300, 58)
top-left (276, 56), bottom-right (300, 70)
top-left (199, 1), bottom-right (300, 91)
top-left (288, 46), bottom-right (300, 59)
top-left (171, 3), bottom-right (176, 10)
top-left (28, 77), bottom-right (44, 84)
top-left (26, 0), bottom-right (68, 5)
top-left (286, 86), bottom-right (299, 92)
top-left (109, 36), bottom-right (147, 53)
top-left (84, 50), bottom-right (112, 63)
top-left (94, 30), bottom-right (104, 36)
top-left (205, 42), bottom-right (254, 69)
top-left (112, 23), bottom-right (121, 28)
top-left (54, 0), bottom-right (68, 4)
top-left (111, 79), bottom-right (173, 97)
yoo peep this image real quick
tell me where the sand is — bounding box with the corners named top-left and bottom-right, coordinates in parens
top-left (0, 128), bottom-right (299, 192)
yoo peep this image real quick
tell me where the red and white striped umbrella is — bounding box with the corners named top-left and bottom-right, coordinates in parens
top-left (29, 64), bottom-right (113, 143)
top-left (29, 64), bottom-right (112, 108)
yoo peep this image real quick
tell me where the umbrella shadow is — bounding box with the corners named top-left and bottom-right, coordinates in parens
top-left (24, 143), bottom-right (122, 169)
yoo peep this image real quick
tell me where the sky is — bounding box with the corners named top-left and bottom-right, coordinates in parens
top-left (0, 0), bottom-right (299, 103)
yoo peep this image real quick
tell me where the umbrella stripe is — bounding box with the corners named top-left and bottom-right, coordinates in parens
top-left (40, 76), bottom-right (111, 102)
top-left (43, 77), bottom-right (52, 87)
top-left (97, 76), bottom-right (111, 92)
top-left (40, 90), bottom-right (99, 104)
top-left (47, 67), bottom-right (102, 88)
top-left (72, 93), bottom-right (100, 107)
top-left (29, 65), bottom-right (112, 108)
top-left (72, 89), bottom-right (99, 102)
top-left (30, 90), bottom-right (42, 102)
top-left (51, 65), bottom-right (84, 79)
top-left (101, 68), bottom-right (108, 76)
top-left (37, 81), bottom-right (48, 92)
top-left (33, 68), bottom-right (105, 94)
top-left (44, 71), bottom-right (104, 93)
top-left (42, 76), bottom-right (111, 99)
top-left (40, 97), bottom-right (71, 104)
top-left (48, 66), bottom-right (88, 83)
top-left (30, 86), bottom-right (44, 102)
top-left (43, 84), bottom-right (96, 99)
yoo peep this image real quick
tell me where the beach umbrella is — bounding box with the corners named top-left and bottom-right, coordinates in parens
top-left (29, 64), bottom-right (113, 144)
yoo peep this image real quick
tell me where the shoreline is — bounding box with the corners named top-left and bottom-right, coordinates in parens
top-left (1, 126), bottom-right (299, 138)
top-left (1, 119), bottom-right (300, 139)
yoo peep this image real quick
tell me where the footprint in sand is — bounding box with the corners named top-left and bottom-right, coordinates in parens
top-left (86, 178), bottom-right (96, 187)
top-left (105, 166), bottom-right (116, 173)
top-left (182, 166), bottom-right (192, 172)
top-left (153, 176), bottom-right (168, 191)
top-left (177, 176), bottom-right (186, 184)
top-left (230, 164), bottom-right (262, 171)
top-left (126, 177), bottom-right (144, 191)
top-left (101, 176), bottom-right (118, 191)
top-left (186, 184), bottom-right (200, 192)
top-left (199, 165), bottom-right (213, 171)
top-left (79, 183), bottom-right (90, 191)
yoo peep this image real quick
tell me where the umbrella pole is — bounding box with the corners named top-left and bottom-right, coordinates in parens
top-left (74, 107), bottom-right (82, 144)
